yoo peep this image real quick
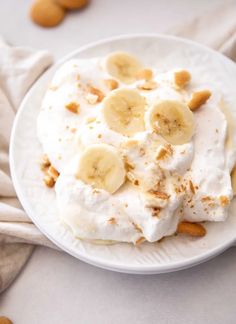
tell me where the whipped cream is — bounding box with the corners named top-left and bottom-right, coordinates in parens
top-left (37, 53), bottom-right (236, 244)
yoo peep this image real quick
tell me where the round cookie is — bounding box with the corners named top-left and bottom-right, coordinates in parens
top-left (30, 0), bottom-right (66, 28)
top-left (56, 0), bottom-right (88, 10)
top-left (0, 317), bottom-right (13, 324)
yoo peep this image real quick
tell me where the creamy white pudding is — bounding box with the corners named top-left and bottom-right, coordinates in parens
top-left (37, 52), bottom-right (236, 244)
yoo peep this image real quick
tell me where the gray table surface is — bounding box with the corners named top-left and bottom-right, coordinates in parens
top-left (1, 0), bottom-right (236, 323)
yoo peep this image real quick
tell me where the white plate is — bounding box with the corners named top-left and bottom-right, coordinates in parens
top-left (10, 34), bottom-right (236, 274)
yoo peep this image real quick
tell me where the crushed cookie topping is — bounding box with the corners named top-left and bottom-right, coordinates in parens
top-left (43, 175), bottom-right (55, 188)
top-left (154, 178), bottom-right (166, 192)
top-left (122, 139), bottom-right (139, 149)
top-left (65, 102), bottom-right (80, 114)
top-left (126, 171), bottom-right (135, 183)
top-left (135, 68), bottom-right (153, 81)
top-left (40, 156), bottom-right (59, 188)
top-left (86, 117), bottom-right (96, 124)
top-left (148, 189), bottom-right (170, 200)
top-left (201, 195), bottom-right (217, 208)
top-left (189, 180), bottom-right (195, 194)
top-left (87, 85), bottom-right (105, 103)
top-left (48, 165), bottom-right (60, 180)
top-left (156, 144), bottom-right (173, 160)
top-left (138, 80), bottom-right (158, 91)
top-left (48, 85), bottom-right (58, 91)
top-left (104, 79), bottom-right (118, 91)
top-left (85, 93), bottom-right (99, 105)
top-left (40, 154), bottom-right (51, 171)
top-left (174, 70), bottom-right (191, 89)
top-left (135, 237), bottom-right (146, 245)
top-left (175, 186), bottom-right (181, 194)
top-left (132, 222), bottom-right (143, 233)
top-left (188, 89), bottom-right (211, 111)
top-left (201, 196), bottom-right (213, 202)
top-left (151, 206), bottom-right (162, 217)
top-left (177, 221), bottom-right (206, 237)
top-left (126, 172), bottom-right (139, 187)
top-left (108, 217), bottom-right (116, 224)
top-left (124, 156), bottom-right (135, 171)
top-left (156, 147), bottom-right (168, 160)
top-left (219, 196), bottom-right (229, 206)
top-left (139, 147), bottom-right (145, 156)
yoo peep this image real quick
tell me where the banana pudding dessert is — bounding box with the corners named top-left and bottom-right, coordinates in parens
top-left (37, 52), bottom-right (236, 244)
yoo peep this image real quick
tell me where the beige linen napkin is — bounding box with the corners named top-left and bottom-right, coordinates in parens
top-left (0, 0), bottom-right (236, 294)
top-left (170, 0), bottom-right (236, 59)
top-left (0, 40), bottom-right (55, 293)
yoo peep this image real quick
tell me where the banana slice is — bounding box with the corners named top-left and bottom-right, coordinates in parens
top-left (103, 88), bottom-right (146, 136)
top-left (106, 52), bottom-right (142, 84)
top-left (146, 100), bottom-right (194, 145)
top-left (76, 144), bottom-right (126, 194)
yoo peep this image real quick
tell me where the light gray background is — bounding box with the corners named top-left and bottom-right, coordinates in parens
top-left (1, 1), bottom-right (236, 323)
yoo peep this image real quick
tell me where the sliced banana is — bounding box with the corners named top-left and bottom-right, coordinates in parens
top-left (76, 144), bottom-right (126, 194)
top-left (146, 100), bottom-right (194, 145)
top-left (106, 52), bottom-right (142, 84)
top-left (103, 88), bottom-right (146, 136)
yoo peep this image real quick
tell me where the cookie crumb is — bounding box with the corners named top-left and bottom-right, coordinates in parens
top-left (65, 102), bottom-right (80, 114)
top-left (136, 68), bottom-right (153, 81)
top-left (189, 180), bottom-right (195, 194)
top-left (174, 70), bottom-right (191, 89)
top-left (188, 90), bottom-right (211, 111)
top-left (135, 237), bottom-right (145, 245)
top-left (219, 196), bottom-right (229, 206)
top-left (104, 79), bottom-right (118, 90)
top-left (138, 80), bottom-right (157, 90)
top-left (108, 217), bottom-right (116, 224)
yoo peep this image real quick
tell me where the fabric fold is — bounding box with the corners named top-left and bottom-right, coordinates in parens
top-left (169, 0), bottom-right (236, 60)
top-left (0, 41), bottom-right (53, 293)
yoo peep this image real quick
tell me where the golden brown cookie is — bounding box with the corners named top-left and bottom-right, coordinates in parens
top-left (30, 0), bottom-right (66, 28)
top-left (177, 221), bottom-right (206, 237)
top-left (56, 0), bottom-right (88, 10)
top-left (0, 317), bottom-right (13, 324)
